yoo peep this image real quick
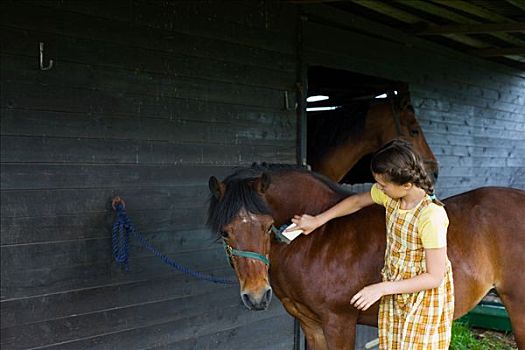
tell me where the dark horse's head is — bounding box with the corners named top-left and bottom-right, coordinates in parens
top-left (207, 165), bottom-right (275, 311)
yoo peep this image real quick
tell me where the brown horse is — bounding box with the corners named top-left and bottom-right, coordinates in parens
top-left (207, 164), bottom-right (525, 349)
top-left (308, 89), bottom-right (438, 184)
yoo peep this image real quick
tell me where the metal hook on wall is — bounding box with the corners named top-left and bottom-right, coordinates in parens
top-left (284, 90), bottom-right (290, 110)
top-left (39, 42), bottom-right (53, 71)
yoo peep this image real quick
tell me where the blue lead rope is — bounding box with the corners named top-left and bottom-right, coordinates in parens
top-left (112, 203), bottom-right (238, 284)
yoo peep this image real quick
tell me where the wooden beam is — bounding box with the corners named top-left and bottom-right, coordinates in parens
top-left (349, 0), bottom-right (421, 23)
top-left (402, 0), bottom-right (525, 48)
top-left (429, 0), bottom-right (513, 22)
top-left (505, 0), bottom-right (525, 12)
top-left (506, 55), bottom-right (525, 63)
top-left (288, 0), bottom-right (339, 3)
top-left (417, 22), bottom-right (525, 35)
top-left (470, 47), bottom-right (525, 57)
top-left (301, 4), bottom-right (525, 76)
top-left (350, 0), bottom-right (487, 47)
top-left (399, 0), bottom-right (479, 24)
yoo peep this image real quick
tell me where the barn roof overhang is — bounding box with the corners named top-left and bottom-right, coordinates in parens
top-left (290, 0), bottom-right (525, 72)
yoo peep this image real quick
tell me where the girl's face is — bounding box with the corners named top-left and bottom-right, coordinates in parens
top-left (373, 173), bottom-right (410, 199)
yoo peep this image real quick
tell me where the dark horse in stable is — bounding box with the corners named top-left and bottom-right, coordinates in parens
top-left (207, 164), bottom-right (525, 349)
top-left (308, 89), bottom-right (439, 184)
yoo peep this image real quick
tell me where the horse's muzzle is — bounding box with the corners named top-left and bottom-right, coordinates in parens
top-left (241, 286), bottom-right (273, 311)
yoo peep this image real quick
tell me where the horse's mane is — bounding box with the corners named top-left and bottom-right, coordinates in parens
top-left (206, 163), bottom-right (353, 234)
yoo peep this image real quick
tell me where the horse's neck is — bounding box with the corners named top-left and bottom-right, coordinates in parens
top-left (317, 139), bottom-right (375, 182)
top-left (314, 103), bottom-right (395, 182)
top-left (265, 171), bottom-right (347, 225)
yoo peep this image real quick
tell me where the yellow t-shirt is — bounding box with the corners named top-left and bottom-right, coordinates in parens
top-left (370, 183), bottom-right (448, 249)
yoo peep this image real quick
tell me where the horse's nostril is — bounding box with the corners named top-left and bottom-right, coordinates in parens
top-left (434, 171), bottom-right (439, 180)
top-left (264, 288), bottom-right (273, 304)
top-left (241, 293), bottom-right (254, 310)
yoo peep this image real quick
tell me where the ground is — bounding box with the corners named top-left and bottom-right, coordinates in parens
top-left (451, 322), bottom-right (517, 350)
top-left (471, 328), bottom-right (517, 350)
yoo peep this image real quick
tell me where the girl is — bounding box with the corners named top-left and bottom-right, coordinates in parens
top-left (290, 139), bottom-right (454, 349)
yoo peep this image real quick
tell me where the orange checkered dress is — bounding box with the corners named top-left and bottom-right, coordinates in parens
top-left (374, 187), bottom-right (454, 350)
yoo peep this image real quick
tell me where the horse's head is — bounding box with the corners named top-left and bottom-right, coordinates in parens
top-left (369, 92), bottom-right (439, 183)
top-left (207, 170), bottom-right (274, 311)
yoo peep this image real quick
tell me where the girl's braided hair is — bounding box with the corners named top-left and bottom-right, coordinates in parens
top-left (371, 139), bottom-right (443, 205)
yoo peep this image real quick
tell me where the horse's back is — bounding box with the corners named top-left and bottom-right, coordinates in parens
top-left (444, 186), bottom-right (525, 208)
top-left (443, 187), bottom-right (525, 317)
top-left (445, 186), bottom-right (525, 262)
top-left (444, 186), bottom-right (525, 239)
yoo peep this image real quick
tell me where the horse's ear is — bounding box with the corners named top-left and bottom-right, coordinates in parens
top-left (208, 176), bottom-right (225, 200)
top-left (253, 172), bottom-right (271, 194)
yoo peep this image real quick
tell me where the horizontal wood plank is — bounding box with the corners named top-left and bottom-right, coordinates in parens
top-left (1, 208), bottom-right (212, 245)
top-left (27, 301), bottom-right (288, 350)
top-left (0, 43), bottom-right (293, 90)
top-left (2, 284), bottom-right (262, 349)
top-left (1, 247), bottom-right (233, 300)
top-left (0, 186), bottom-right (209, 218)
top-left (1, 271), bottom-right (233, 326)
top-left (0, 108), bottom-right (296, 145)
top-left (148, 313), bottom-right (294, 350)
top-left (0, 164), bottom-right (233, 190)
top-left (415, 108), bottom-right (525, 131)
top-left (0, 136), bottom-right (296, 165)
top-left (0, 4), bottom-right (296, 70)
top-left (17, 0), bottom-right (296, 51)
top-left (1, 228), bottom-right (227, 270)
top-left (1, 74), bottom-right (293, 112)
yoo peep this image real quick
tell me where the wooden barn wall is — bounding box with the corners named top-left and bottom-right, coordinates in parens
top-left (302, 5), bottom-right (525, 198)
top-left (0, 1), bottom-right (298, 349)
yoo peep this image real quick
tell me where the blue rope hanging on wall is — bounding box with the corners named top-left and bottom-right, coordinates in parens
top-left (111, 197), bottom-right (237, 285)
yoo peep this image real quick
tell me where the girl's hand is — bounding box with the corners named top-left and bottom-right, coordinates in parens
top-left (290, 214), bottom-right (321, 235)
top-left (350, 283), bottom-right (385, 311)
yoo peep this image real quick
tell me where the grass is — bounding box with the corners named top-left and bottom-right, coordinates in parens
top-left (450, 321), bottom-right (516, 350)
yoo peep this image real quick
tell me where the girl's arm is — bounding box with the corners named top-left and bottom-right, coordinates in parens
top-left (351, 247), bottom-right (448, 311)
top-left (290, 191), bottom-right (375, 235)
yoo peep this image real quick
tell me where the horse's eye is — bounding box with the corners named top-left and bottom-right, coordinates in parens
top-left (221, 231), bottom-right (229, 238)
top-left (410, 129), bottom-right (419, 136)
